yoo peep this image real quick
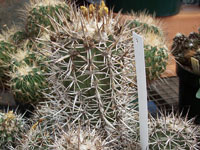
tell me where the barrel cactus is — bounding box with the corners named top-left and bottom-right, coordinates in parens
top-left (35, 3), bottom-right (139, 149)
top-left (23, 0), bottom-right (70, 37)
top-left (148, 112), bottom-right (200, 150)
top-left (0, 111), bottom-right (25, 149)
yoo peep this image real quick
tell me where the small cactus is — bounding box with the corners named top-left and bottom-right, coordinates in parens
top-left (0, 41), bottom-right (17, 84)
top-left (53, 127), bottom-right (108, 150)
top-left (0, 111), bottom-right (25, 148)
top-left (127, 13), bottom-right (163, 35)
top-left (24, 0), bottom-right (70, 37)
top-left (143, 32), bottom-right (168, 81)
top-left (148, 112), bottom-right (200, 150)
top-left (15, 120), bottom-right (52, 150)
top-left (126, 14), bottom-right (168, 81)
top-left (8, 62), bottom-right (46, 104)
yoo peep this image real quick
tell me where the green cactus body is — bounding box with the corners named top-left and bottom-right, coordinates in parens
top-left (0, 111), bottom-right (25, 148)
top-left (0, 41), bottom-right (17, 83)
top-left (145, 45), bottom-right (168, 81)
top-left (26, 0), bottom-right (69, 37)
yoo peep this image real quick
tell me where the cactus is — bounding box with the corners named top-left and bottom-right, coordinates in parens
top-left (0, 41), bottom-right (17, 85)
top-left (142, 32), bottom-right (168, 81)
top-left (34, 3), bottom-right (139, 149)
top-left (0, 111), bottom-right (25, 149)
top-left (126, 15), bottom-right (168, 81)
top-left (15, 119), bottom-right (53, 150)
top-left (172, 31), bottom-right (200, 69)
top-left (0, 26), bottom-right (28, 45)
top-left (8, 61), bottom-right (46, 104)
top-left (24, 0), bottom-right (70, 37)
top-left (53, 127), bottom-right (108, 150)
top-left (127, 13), bottom-right (163, 35)
top-left (148, 112), bottom-right (200, 150)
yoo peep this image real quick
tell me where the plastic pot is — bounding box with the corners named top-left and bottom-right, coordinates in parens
top-left (107, 0), bottom-right (181, 17)
top-left (177, 64), bottom-right (200, 124)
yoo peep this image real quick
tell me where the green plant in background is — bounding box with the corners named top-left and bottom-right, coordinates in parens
top-left (24, 0), bottom-right (70, 37)
top-left (143, 32), bottom-right (168, 81)
top-left (0, 111), bottom-right (25, 149)
top-left (0, 41), bottom-right (17, 85)
top-left (9, 63), bottom-right (46, 104)
top-left (127, 13), bottom-right (163, 35)
top-left (0, 27), bottom-right (48, 104)
top-left (7, 47), bottom-right (47, 104)
top-left (148, 112), bottom-right (200, 149)
top-left (0, 26), bottom-right (28, 45)
top-left (126, 14), bottom-right (168, 81)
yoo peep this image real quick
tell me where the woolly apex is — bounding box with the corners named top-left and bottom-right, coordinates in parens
top-left (57, 2), bottom-right (118, 42)
top-left (53, 127), bottom-right (108, 150)
top-left (131, 12), bottom-right (163, 34)
top-left (0, 25), bottom-right (22, 42)
top-left (142, 31), bottom-right (167, 50)
top-left (23, 0), bottom-right (66, 13)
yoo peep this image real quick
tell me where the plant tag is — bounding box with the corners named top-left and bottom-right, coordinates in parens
top-left (133, 32), bottom-right (149, 150)
top-left (191, 57), bottom-right (200, 74)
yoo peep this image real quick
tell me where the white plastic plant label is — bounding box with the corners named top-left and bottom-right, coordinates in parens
top-left (133, 32), bottom-right (149, 150)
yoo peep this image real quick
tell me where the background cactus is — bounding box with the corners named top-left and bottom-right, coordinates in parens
top-left (23, 0), bottom-right (70, 37)
top-left (0, 26), bottom-right (48, 105)
top-left (0, 41), bottom-right (17, 85)
top-left (126, 14), bottom-right (168, 81)
top-left (142, 32), bottom-right (168, 81)
top-left (172, 30), bottom-right (200, 70)
top-left (127, 13), bottom-right (163, 36)
top-left (14, 121), bottom-right (53, 150)
top-left (148, 112), bottom-right (200, 149)
top-left (0, 111), bottom-right (25, 149)
top-left (53, 127), bottom-right (108, 150)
